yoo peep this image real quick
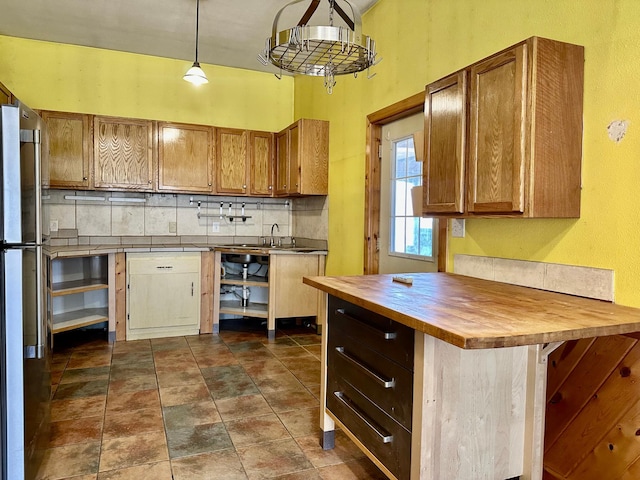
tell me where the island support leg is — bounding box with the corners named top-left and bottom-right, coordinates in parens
top-left (317, 292), bottom-right (335, 449)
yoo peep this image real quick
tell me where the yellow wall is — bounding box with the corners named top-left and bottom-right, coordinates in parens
top-left (0, 35), bottom-right (293, 131)
top-left (295, 0), bottom-right (640, 308)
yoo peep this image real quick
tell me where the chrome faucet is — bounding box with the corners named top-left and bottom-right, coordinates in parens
top-left (270, 223), bottom-right (280, 247)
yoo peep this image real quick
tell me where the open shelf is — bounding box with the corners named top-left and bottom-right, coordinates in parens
top-left (219, 301), bottom-right (268, 319)
top-left (52, 307), bottom-right (108, 334)
top-left (52, 278), bottom-right (108, 296)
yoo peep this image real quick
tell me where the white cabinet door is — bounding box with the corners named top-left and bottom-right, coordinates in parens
top-left (126, 253), bottom-right (201, 340)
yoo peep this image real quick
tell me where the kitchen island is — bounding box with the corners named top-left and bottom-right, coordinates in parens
top-left (303, 273), bottom-right (640, 480)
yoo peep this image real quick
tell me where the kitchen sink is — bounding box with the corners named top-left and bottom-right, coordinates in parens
top-left (223, 253), bottom-right (255, 264)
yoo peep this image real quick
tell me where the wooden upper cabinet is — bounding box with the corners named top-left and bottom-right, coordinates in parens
top-left (275, 118), bottom-right (328, 196)
top-left (0, 81), bottom-right (11, 105)
top-left (423, 71), bottom-right (467, 214)
top-left (423, 36), bottom-right (584, 218)
top-left (41, 111), bottom-right (92, 189)
top-left (158, 122), bottom-right (214, 193)
top-left (216, 128), bottom-right (248, 195)
top-left (249, 131), bottom-right (274, 196)
top-left (468, 45), bottom-right (527, 214)
top-left (93, 116), bottom-right (155, 191)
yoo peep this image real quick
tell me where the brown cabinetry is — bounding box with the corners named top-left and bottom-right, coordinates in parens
top-left (249, 130), bottom-right (274, 196)
top-left (0, 81), bottom-right (11, 105)
top-left (275, 118), bottom-right (329, 196)
top-left (216, 128), bottom-right (248, 195)
top-left (423, 36), bottom-right (584, 218)
top-left (93, 116), bottom-right (155, 191)
top-left (41, 111), bottom-right (92, 189)
top-left (158, 122), bottom-right (214, 193)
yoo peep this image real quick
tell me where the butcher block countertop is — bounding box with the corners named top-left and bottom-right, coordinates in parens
top-left (303, 272), bottom-right (640, 349)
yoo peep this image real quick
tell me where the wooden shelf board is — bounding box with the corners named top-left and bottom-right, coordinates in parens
top-left (52, 279), bottom-right (108, 296)
top-left (219, 301), bottom-right (268, 318)
top-left (52, 308), bottom-right (108, 333)
top-left (220, 274), bottom-right (269, 287)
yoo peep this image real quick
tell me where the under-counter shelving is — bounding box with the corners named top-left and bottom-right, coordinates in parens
top-left (50, 255), bottom-right (109, 334)
top-left (218, 254), bottom-right (270, 322)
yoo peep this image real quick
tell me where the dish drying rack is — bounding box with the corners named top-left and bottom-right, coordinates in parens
top-left (190, 197), bottom-right (290, 222)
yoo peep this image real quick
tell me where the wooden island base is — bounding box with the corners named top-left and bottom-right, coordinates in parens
top-left (304, 273), bottom-right (640, 480)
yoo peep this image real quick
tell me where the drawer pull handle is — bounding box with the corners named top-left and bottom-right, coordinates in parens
top-left (156, 265), bottom-right (174, 269)
top-left (334, 391), bottom-right (393, 444)
top-left (335, 309), bottom-right (397, 340)
top-left (335, 346), bottom-right (395, 389)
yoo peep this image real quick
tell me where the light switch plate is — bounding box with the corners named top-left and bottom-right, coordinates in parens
top-left (168, 221), bottom-right (177, 233)
top-left (49, 220), bottom-right (59, 232)
top-left (212, 222), bottom-right (220, 233)
top-left (451, 218), bottom-right (465, 238)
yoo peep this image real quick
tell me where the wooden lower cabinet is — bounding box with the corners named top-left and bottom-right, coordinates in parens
top-left (0, 81), bottom-right (11, 105)
top-left (126, 253), bottom-right (201, 340)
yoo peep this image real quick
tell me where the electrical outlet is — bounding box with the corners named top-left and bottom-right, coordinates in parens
top-left (49, 220), bottom-right (59, 232)
top-left (168, 221), bottom-right (177, 233)
top-left (451, 218), bottom-right (465, 238)
top-left (212, 222), bottom-right (220, 233)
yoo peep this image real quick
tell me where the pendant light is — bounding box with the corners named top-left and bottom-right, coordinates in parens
top-left (259, 0), bottom-right (378, 94)
top-left (184, 0), bottom-right (208, 85)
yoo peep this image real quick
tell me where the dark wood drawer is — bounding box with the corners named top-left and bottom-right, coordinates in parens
top-left (328, 374), bottom-right (412, 480)
top-left (329, 296), bottom-right (414, 370)
top-left (328, 327), bottom-right (413, 430)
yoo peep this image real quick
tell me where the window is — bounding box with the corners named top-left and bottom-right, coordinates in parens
top-left (389, 136), bottom-right (434, 260)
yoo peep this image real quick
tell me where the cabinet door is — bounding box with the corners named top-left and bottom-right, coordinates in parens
top-left (41, 111), bottom-right (92, 189)
top-left (249, 131), bottom-right (274, 196)
top-left (0, 81), bottom-right (11, 105)
top-left (275, 130), bottom-right (289, 195)
top-left (468, 44), bottom-right (527, 214)
top-left (297, 119), bottom-right (329, 195)
top-left (216, 128), bottom-right (248, 195)
top-left (158, 122), bottom-right (214, 193)
top-left (423, 72), bottom-right (466, 214)
top-left (94, 116), bottom-right (155, 190)
top-left (272, 254), bottom-right (323, 318)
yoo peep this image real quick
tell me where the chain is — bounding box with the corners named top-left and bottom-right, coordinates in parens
top-left (329, 0), bottom-right (335, 26)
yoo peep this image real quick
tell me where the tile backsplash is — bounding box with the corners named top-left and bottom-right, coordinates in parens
top-left (46, 190), bottom-right (329, 247)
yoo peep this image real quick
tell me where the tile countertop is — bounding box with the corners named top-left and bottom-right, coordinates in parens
top-left (48, 244), bottom-right (328, 258)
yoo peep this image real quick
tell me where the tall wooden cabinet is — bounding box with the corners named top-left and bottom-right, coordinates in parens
top-left (423, 36), bottom-right (584, 218)
top-left (275, 119), bottom-right (329, 196)
top-left (158, 122), bottom-right (214, 193)
top-left (41, 111), bottom-right (93, 189)
top-left (216, 128), bottom-right (249, 195)
top-left (93, 116), bottom-right (155, 191)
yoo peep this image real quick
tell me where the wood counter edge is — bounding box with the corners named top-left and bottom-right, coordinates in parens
top-left (302, 275), bottom-right (640, 350)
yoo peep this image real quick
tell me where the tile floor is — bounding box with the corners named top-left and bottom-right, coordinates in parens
top-left (37, 322), bottom-right (387, 480)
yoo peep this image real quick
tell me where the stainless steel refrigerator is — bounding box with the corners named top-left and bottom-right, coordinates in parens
top-left (0, 101), bottom-right (50, 480)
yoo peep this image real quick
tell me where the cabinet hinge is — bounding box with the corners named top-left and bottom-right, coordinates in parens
top-left (127, 284), bottom-right (130, 289)
top-left (127, 314), bottom-right (129, 320)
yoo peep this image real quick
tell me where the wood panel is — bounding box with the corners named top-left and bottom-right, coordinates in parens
top-left (273, 254), bottom-right (322, 318)
top-left (115, 252), bottom-right (126, 342)
top-left (216, 128), bottom-right (248, 195)
top-left (249, 130), bottom-right (274, 196)
top-left (275, 130), bottom-right (289, 195)
top-left (298, 119), bottom-right (328, 194)
top-left (158, 122), bottom-right (213, 193)
top-left (545, 336), bottom-right (640, 478)
top-left (200, 251), bottom-right (214, 334)
top-left (468, 44), bottom-right (526, 214)
top-left (0, 81), bottom-right (12, 105)
top-left (41, 111), bottom-right (92, 189)
top-left (546, 338), bottom-right (596, 402)
top-left (303, 273), bottom-right (640, 349)
top-left (288, 123), bottom-right (300, 193)
top-left (423, 71), bottom-right (466, 214)
top-left (94, 116), bottom-right (154, 190)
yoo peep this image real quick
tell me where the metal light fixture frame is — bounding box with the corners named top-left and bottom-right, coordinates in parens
top-left (260, 0), bottom-right (378, 93)
top-left (184, 0), bottom-right (208, 85)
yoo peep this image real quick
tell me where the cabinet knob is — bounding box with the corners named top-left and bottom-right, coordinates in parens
top-left (148, 180), bottom-right (152, 184)
top-left (242, 184), bottom-right (247, 189)
top-left (283, 184), bottom-right (287, 188)
top-left (296, 183), bottom-right (299, 187)
top-left (208, 183), bottom-right (212, 186)
top-left (268, 185), bottom-right (272, 190)
top-left (83, 177), bottom-right (88, 181)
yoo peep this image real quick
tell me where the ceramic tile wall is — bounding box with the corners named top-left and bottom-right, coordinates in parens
top-left (291, 196), bottom-right (328, 243)
top-left (46, 190), bottom-right (302, 245)
top-left (453, 254), bottom-right (615, 301)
